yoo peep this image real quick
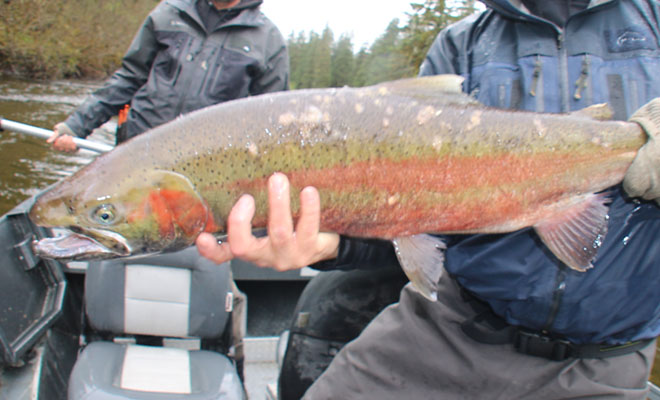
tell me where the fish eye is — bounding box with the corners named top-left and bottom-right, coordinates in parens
top-left (92, 204), bottom-right (117, 225)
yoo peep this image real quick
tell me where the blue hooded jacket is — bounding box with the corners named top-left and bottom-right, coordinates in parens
top-left (325, 0), bottom-right (660, 345)
top-left (421, 0), bottom-right (660, 345)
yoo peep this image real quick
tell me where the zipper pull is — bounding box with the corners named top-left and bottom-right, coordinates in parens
top-left (573, 55), bottom-right (590, 100)
top-left (530, 56), bottom-right (542, 97)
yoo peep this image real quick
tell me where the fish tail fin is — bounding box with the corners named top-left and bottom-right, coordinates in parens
top-left (392, 234), bottom-right (447, 301)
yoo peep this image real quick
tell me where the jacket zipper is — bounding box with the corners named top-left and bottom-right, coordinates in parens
top-left (529, 55), bottom-right (544, 111)
top-left (540, 26), bottom-right (570, 331)
top-left (542, 268), bottom-right (567, 333)
top-left (556, 31), bottom-right (571, 113)
top-left (573, 55), bottom-right (590, 100)
top-left (173, 37), bottom-right (201, 118)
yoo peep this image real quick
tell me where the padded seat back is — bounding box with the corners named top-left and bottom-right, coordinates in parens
top-left (68, 247), bottom-right (245, 399)
top-left (85, 247), bottom-right (233, 339)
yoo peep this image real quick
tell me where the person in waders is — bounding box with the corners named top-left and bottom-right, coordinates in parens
top-left (198, 1), bottom-right (660, 399)
top-left (48, 0), bottom-right (289, 151)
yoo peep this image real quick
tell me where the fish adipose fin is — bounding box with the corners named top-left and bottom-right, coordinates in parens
top-left (392, 234), bottom-right (447, 301)
top-left (533, 193), bottom-right (610, 272)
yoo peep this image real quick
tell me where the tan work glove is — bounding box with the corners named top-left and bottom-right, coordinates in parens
top-left (47, 122), bottom-right (79, 153)
top-left (623, 98), bottom-right (660, 205)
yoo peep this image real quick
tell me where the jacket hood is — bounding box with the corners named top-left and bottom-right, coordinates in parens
top-left (479, 0), bottom-right (617, 21)
top-left (171, 0), bottom-right (263, 11)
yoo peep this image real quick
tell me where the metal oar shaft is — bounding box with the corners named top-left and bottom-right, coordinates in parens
top-left (0, 118), bottom-right (113, 153)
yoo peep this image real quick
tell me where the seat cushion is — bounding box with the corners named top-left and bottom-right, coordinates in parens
top-left (68, 342), bottom-right (245, 399)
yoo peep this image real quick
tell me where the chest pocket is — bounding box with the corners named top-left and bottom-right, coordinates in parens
top-left (205, 47), bottom-right (261, 102)
top-left (469, 63), bottom-right (523, 109)
top-left (151, 32), bottom-right (188, 85)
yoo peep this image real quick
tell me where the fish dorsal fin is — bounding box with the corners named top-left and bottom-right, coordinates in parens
top-left (377, 75), bottom-right (476, 102)
top-left (533, 192), bottom-right (610, 272)
top-left (392, 234), bottom-right (447, 301)
top-left (570, 103), bottom-right (614, 121)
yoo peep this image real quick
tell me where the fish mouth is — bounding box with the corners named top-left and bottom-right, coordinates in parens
top-left (32, 228), bottom-right (131, 261)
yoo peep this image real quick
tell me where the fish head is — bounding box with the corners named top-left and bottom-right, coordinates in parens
top-left (29, 169), bottom-right (214, 260)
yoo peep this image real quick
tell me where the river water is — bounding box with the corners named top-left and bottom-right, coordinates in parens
top-left (0, 77), bottom-right (658, 387)
top-left (0, 76), bottom-right (114, 216)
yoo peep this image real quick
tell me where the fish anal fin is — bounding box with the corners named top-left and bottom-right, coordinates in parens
top-left (534, 193), bottom-right (610, 272)
top-left (570, 103), bottom-right (614, 121)
top-left (392, 234), bottom-right (447, 301)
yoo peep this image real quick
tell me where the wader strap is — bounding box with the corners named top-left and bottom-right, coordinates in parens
top-left (458, 286), bottom-right (654, 361)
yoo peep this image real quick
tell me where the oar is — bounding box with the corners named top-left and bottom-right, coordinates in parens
top-left (0, 118), bottom-right (113, 153)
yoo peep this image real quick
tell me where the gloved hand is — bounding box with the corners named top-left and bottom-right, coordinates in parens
top-left (47, 122), bottom-right (78, 153)
top-left (623, 98), bottom-right (660, 205)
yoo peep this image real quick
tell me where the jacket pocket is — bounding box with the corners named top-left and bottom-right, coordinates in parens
top-left (470, 63), bottom-right (522, 109)
top-left (151, 35), bottom-right (186, 85)
top-left (205, 48), bottom-right (257, 102)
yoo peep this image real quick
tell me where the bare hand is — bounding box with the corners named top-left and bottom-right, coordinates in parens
top-left (47, 123), bottom-right (78, 153)
top-left (196, 173), bottom-right (340, 270)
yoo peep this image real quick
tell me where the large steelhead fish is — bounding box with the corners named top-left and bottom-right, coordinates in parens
top-left (30, 75), bottom-right (652, 300)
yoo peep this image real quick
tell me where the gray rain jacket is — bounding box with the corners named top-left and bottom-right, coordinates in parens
top-left (65, 0), bottom-right (288, 143)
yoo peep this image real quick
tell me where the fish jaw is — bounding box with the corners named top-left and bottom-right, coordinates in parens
top-left (32, 229), bottom-right (130, 261)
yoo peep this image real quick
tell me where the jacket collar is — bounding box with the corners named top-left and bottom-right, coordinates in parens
top-left (480, 0), bottom-right (618, 22)
top-left (166, 0), bottom-right (265, 29)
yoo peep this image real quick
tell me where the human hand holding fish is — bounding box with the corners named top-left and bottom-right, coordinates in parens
top-left (196, 173), bottom-right (340, 270)
top-left (623, 98), bottom-right (660, 205)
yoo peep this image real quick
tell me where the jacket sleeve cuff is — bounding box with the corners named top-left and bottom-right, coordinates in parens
top-left (64, 113), bottom-right (92, 138)
top-left (310, 236), bottom-right (399, 271)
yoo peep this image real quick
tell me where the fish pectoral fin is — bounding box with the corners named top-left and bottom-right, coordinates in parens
top-left (533, 192), bottom-right (611, 272)
top-left (392, 234), bottom-right (447, 302)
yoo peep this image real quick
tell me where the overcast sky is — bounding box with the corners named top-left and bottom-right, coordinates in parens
top-left (260, 1), bottom-right (414, 49)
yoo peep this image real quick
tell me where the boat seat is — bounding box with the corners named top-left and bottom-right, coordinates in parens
top-left (68, 247), bottom-right (245, 399)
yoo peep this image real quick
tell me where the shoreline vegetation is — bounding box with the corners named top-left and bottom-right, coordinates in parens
top-left (0, 0), bottom-right (156, 79)
top-left (0, 0), bottom-right (475, 87)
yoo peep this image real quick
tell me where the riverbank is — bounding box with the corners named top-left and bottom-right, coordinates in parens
top-left (0, 0), bottom-right (154, 79)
